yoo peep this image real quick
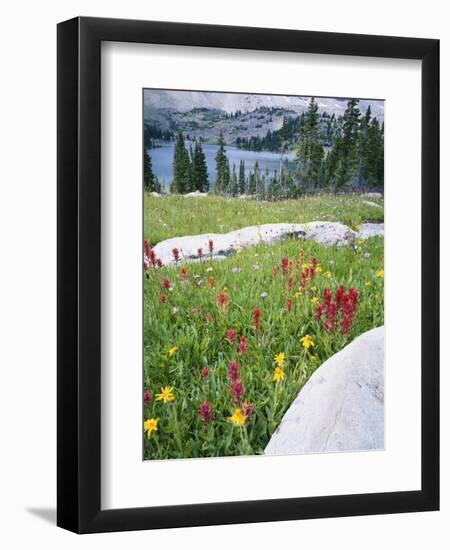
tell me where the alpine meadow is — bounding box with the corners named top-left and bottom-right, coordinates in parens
top-left (142, 90), bottom-right (385, 460)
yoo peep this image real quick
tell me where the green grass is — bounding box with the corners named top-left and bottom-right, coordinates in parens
top-left (143, 196), bottom-right (384, 460)
top-left (144, 193), bottom-right (384, 245)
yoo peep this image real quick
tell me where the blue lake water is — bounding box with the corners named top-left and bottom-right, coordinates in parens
top-left (148, 141), bottom-right (294, 190)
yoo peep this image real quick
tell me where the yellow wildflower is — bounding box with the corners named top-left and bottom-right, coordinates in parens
top-left (294, 291), bottom-right (302, 300)
top-left (143, 418), bottom-right (158, 439)
top-left (228, 408), bottom-right (246, 426)
top-left (301, 263), bottom-right (309, 269)
top-left (168, 346), bottom-right (178, 358)
top-left (310, 296), bottom-right (319, 304)
top-left (365, 281), bottom-right (372, 287)
top-left (324, 271), bottom-right (332, 278)
top-left (315, 265), bottom-right (322, 273)
top-left (155, 386), bottom-right (175, 403)
top-left (273, 367), bottom-right (286, 382)
top-left (274, 352), bottom-right (285, 367)
top-left (376, 269), bottom-right (384, 278)
top-left (300, 334), bottom-right (314, 349)
top-left (310, 286), bottom-right (317, 292)
top-left (310, 355), bottom-right (317, 363)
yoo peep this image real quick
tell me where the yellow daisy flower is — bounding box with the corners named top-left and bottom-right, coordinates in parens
top-left (168, 346), bottom-right (178, 358)
top-left (324, 271), bottom-right (332, 278)
top-left (228, 408), bottom-right (246, 426)
top-left (300, 334), bottom-right (314, 349)
top-left (155, 386), bottom-right (175, 403)
top-left (315, 265), bottom-right (322, 273)
top-left (143, 418), bottom-right (158, 439)
top-left (273, 367), bottom-right (286, 382)
top-left (376, 269), bottom-right (384, 278)
top-left (310, 296), bottom-right (319, 304)
top-left (274, 352), bottom-right (285, 367)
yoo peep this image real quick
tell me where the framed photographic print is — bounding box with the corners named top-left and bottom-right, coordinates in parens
top-left (57, 17), bottom-right (439, 533)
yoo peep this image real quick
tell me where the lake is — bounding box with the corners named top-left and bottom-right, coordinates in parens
top-left (148, 141), bottom-right (294, 190)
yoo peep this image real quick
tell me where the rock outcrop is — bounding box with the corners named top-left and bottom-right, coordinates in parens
top-left (265, 326), bottom-right (384, 455)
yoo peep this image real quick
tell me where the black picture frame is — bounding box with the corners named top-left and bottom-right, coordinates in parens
top-left (57, 16), bottom-right (439, 533)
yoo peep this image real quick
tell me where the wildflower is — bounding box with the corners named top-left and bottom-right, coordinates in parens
top-left (230, 379), bottom-right (245, 402)
top-left (172, 247), bottom-right (180, 262)
top-left (226, 329), bottom-right (237, 343)
top-left (324, 271), bottom-right (332, 278)
top-left (197, 280), bottom-right (203, 287)
top-left (232, 267), bottom-right (242, 273)
top-left (315, 286), bottom-right (359, 335)
top-left (287, 276), bottom-right (294, 291)
top-left (363, 252), bottom-right (371, 258)
top-left (143, 418), bottom-right (158, 439)
top-left (316, 265), bottom-right (322, 273)
top-left (281, 257), bottom-right (289, 273)
top-left (168, 346), bottom-right (178, 358)
top-left (365, 281), bottom-right (372, 287)
top-left (198, 401), bottom-right (214, 425)
top-left (252, 307), bottom-right (261, 330)
top-left (310, 286), bottom-right (317, 292)
top-left (201, 367), bottom-right (210, 379)
top-left (180, 266), bottom-right (188, 279)
top-left (205, 312), bottom-right (214, 324)
top-left (260, 292), bottom-right (268, 299)
top-left (272, 267), bottom-right (279, 277)
top-left (171, 306), bottom-right (179, 315)
top-left (237, 336), bottom-right (248, 355)
top-left (234, 244), bottom-right (243, 255)
top-left (208, 239), bottom-right (214, 255)
top-left (311, 296), bottom-right (319, 304)
top-left (300, 335), bottom-right (314, 349)
top-left (228, 408), bottom-right (246, 426)
top-left (273, 367), bottom-right (286, 382)
top-left (285, 298), bottom-right (292, 312)
top-left (197, 247), bottom-right (203, 258)
top-left (274, 352), bottom-right (285, 367)
top-left (143, 390), bottom-right (151, 405)
top-left (228, 360), bottom-right (239, 382)
top-left (252, 264), bottom-right (260, 271)
top-left (242, 400), bottom-right (254, 417)
top-left (155, 386), bottom-right (175, 403)
top-left (156, 258), bottom-right (163, 268)
top-left (376, 269), bottom-right (384, 278)
top-left (208, 276), bottom-right (215, 288)
top-left (310, 355), bottom-right (317, 363)
top-left (294, 291), bottom-right (302, 300)
top-left (162, 278), bottom-right (170, 289)
top-left (216, 291), bottom-right (229, 311)
top-left (206, 267), bottom-right (213, 272)
top-left (159, 294), bottom-right (167, 303)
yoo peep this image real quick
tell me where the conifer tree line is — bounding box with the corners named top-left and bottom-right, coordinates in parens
top-left (144, 97), bottom-right (383, 197)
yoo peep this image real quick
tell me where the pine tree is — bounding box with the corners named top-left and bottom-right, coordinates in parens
top-left (230, 163), bottom-right (239, 196)
top-left (144, 148), bottom-right (157, 192)
top-left (238, 160), bottom-right (246, 195)
top-left (247, 170), bottom-right (256, 195)
top-left (215, 132), bottom-right (230, 193)
top-left (334, 99), bottom-right (361, 189)
top-left (193, 141), bottom-right (209, 192)
top-left (171, 132), bottom-right (191, 193)
top-left (295, 97), bottom-right (324, 190)
top-left (365, 118), bottom-right (384, 189)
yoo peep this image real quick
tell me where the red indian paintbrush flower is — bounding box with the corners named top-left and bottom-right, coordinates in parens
top-left (156, 258), bottom-right (163, 268)
top-left (236, 335), bottom-right (248, 355)
top-left (281, 257), bottom-right (289, 273)
top-left (143, 390), bottom-right (151, 405)
top-left (180, 266), bottom-right (188, 279)
top-left (208, 239), bottom-right (214, 255)
top-left (242, 400), bottom-right (253, 417)
top-left (162, 278), bottom-right (170, 289)
top-left (228, 360), bottom-right (239, 382)
top-left (172, 247), bottom-right (180, 262)
top-left (216, 291), bottom-right (229, 311)
top-left (230, 379), bottom-right (245, 403)
top-left (197, 247), bottom-right (203, 258)
top-left (198, 401), bottom-right (214, 425)
top-left (285, 298), bottom-right (292, 312)
top-left (226, 329), bottom-right (237, 343)
top-left (252, 307), bottom-right (261, 330)
top-left (208, 276), bottom-right (215, 288)
top-left (159, 294), bottom-right (167, 303)
top-left (315, 285), bottom-right (359, 334)
top-left (200, 367), bottom-right (210, 379)
top-left (287, 276), bottom-right (294, 292)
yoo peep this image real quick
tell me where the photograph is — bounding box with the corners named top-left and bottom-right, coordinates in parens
top-left (142, 89), bottom-right (385, 460)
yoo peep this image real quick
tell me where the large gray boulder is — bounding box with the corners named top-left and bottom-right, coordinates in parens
top-left (265, 326), bottom-right (384, 455)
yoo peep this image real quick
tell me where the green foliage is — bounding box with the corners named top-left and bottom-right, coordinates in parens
top-left (143, 223), bottom-right (384, 459)
top-left (171, 132), bottom-right (191, 193)
top-left (214, 132), bottom-right (230, 194)
top-left (143, 148), bottom-right (160, 193)
top-left (296, 97), bottom-right (325, 190)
